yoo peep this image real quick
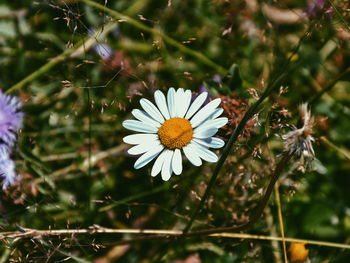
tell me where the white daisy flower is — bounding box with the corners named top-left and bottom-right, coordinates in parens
top-left (122, 88), bottom-right (228, 181)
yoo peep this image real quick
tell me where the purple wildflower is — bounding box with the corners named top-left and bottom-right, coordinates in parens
top-left (0, 90), bottom-right (23, 146)
top-left (0, 90), bottom-right (22, 190)
top-left (0, 145), bottom-right (17, 190)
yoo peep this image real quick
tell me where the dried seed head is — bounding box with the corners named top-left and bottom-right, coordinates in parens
top-left (282, 103), bottom-right (315, 172)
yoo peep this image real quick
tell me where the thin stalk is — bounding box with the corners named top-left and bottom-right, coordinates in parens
top-left (266, 206), bottom-right (283, 263)
top-left (99, 183), bottom-right (170, 212)
top-left (309, 67), bottom-right (350, 105)
top-left (4, 226), bottom-right (350, 250)
top-left (274, 182), bottom-right (288, 263)
top-left (80, 0), bottom-right (227, 75)
top-left (85, 88), bottom-right (93, 221)
top-left (320, 136), bottom-right (350, 161)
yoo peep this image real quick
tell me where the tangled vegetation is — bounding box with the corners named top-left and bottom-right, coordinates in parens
top-left (0, 0), bottom-right (350, 262)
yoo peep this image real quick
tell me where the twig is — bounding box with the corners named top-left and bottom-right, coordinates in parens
top-left (80, 0), bottom-right (227, 75)
top-left (2, 227), bottom-right (350, 250)
top-left (212, 233), bottom-right (350, 250)
top-left (41, 152), bottom-right (80, 161)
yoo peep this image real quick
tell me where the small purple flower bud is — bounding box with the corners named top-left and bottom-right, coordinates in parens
top-left (213, 74), bottom-right (222, 83)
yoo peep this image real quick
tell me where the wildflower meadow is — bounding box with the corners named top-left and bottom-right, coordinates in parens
top-left (0, 0), bottom-right (350, 262)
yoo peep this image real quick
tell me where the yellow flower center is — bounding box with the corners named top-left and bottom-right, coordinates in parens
top-left (158, 118), bottom-right (193, 149)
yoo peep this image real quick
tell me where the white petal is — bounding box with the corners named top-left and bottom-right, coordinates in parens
top-left (210, 137), bottom-right (225, 148)
top-left (161, 150), bottom-right (174, 181)
top-left (151, 149), bottom-right (167, 177)
top-left (128, 140), bottom-right (160, 155)
top-left (190, 98), bottom-right (222, 128)
top-left (191, 142), bottom-right (218, 163)
top-left (134, 144), bottom-right (164, 169)
top-left (123, 134), bottom-right (159, 145)
top-left (132, 109), bottom-right (161, 127)
top-left (176, 89), bottom-right (192, 118)
top-left (172, 149), bottom-right (182, 175)
top-left (174, 88), bottom-right (184, 117)
top-left (167, 88), bottom-right (176, 118)
top-left (183, 143), bottom-right (202, 166)
top-left (194, 128), bottom-right (218, 139)
top-left (140, 98), bottom-right (165, 123)
top-left (193, 138), bottom-right (225, 149)
top-left (122, 120), bottom-right (158, 133)
top-left (210, 108), bottom-right (224, 119)
top-left (154, 90), bottom-right (171, 120)
top-left (185, 92), bottom-right (208, 119)
top-left (195, 117), bottom-right (228, 132)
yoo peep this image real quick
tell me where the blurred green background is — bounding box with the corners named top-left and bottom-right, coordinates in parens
top-left (0, 0), bottom-right (350, 262)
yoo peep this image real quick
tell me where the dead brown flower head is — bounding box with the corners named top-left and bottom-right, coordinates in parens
top-left (282, 103), bottom-right (315, 172)
top-left (217, 94), bottom-right (256, 137)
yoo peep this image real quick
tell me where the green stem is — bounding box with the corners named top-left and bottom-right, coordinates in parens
top-left (80, 0), bottom-right (227, 75)
top-left (0, 248), bottom-right (11, 263)
top-left (309, 67), bottom-right (350, 105)
top-left (320, 136), bottom-right (350, 161)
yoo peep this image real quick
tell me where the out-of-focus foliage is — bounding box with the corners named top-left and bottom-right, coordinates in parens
top-left (0, 0), bottom-right (350, 262)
